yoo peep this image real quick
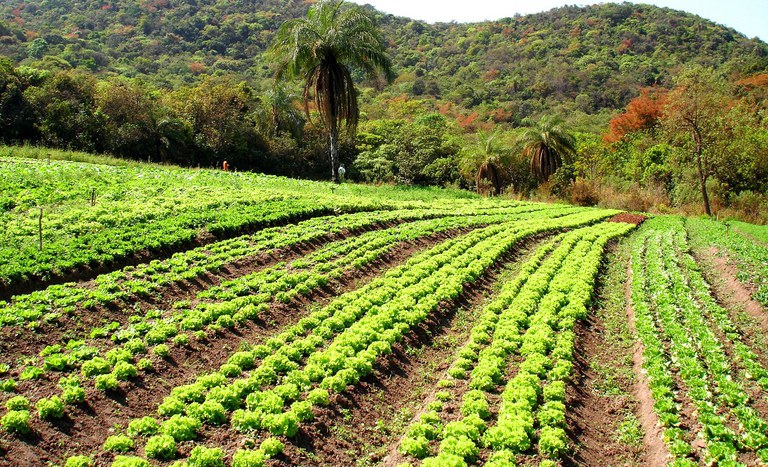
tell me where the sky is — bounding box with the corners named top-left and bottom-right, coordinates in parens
top-left (346, 0), bottom-right (768, 42)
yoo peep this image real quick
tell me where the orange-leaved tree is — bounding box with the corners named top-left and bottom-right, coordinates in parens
top-left (604, 86), bottom-right (667, 143)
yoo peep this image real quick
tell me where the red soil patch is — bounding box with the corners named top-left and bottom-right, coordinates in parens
top-left (606, 213), bottom-right (647, 225)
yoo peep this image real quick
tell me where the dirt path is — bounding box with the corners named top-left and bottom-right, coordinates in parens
top-left (697, 246), bottom-right (768, 332)
top-left (624, 261), bottom-right (670, 467)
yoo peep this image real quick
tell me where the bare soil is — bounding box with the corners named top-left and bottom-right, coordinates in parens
top-left (698, 247), bottom-right (768, 334)
top-left (562, 248), bottom-right (649, 467)
top-left (605, 213), bottom-right (647, 225)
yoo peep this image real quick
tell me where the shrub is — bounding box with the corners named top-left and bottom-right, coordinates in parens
top-left (145, 434), bottom-right (177, 460)
top-left (570, 177), bottom-right (599, 206)
top-left (1, 410), bottom-right (31, 434)
top-left (103, 434), bottom-right (134, 452)
top-left (37, 396), bottom-right (65, 419)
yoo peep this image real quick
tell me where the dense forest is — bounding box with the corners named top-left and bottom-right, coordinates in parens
top-left (1, 1), bottom-right (767, 220)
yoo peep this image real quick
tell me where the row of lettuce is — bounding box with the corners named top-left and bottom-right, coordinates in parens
top-left (631, 217), bottom-right (768, 466)
top-left (0, 206), bottom-right (584, 404)
top-left (393, 221), bottom-right (635, 466)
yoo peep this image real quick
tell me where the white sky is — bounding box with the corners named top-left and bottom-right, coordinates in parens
top-left (347, 0), bottom-right (768, 42)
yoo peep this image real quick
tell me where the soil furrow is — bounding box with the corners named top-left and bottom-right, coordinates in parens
top-left (624, 261), bottom-right (670, 467)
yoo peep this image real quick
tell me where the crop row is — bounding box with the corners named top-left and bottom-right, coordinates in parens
top-left (64, 209), bottom-right (619, 466)
top-left (394, 221), bottom-right (635, 466)
top-left (0, 207), bottom-right (595, 431)
top-left (1, 157), bottom-right (537, 290)
top-left (631, 217), bottom-right (768, 466)
top-left (1, 203), bottom-right (564, 327)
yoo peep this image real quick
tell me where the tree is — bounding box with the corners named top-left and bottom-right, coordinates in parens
top-left (459, 129), bottom-right (511, 195)
top-left (604, 86), bottom-right (667, 143)
top-left (518, 115), bottom-right (576, 181)
top-left (270, 0), bottom-right (393, 183)
top-left (662, 66), bottom-right (730, 216)
top-left (0, 58), bottom-right (36, 143)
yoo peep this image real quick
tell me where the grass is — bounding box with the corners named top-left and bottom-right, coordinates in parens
top-left (729, 220), bottom-right (768, 244)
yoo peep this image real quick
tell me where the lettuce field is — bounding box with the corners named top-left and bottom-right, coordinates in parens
top-left (1, 154), bottom-right (767, 467)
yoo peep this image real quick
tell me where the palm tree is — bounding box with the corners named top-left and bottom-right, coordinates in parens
top-left (270, 0), bottom-right (393, 183)
top-left (459, 129), bottom-right (511, 195)
top-left (518, 115), bottom-right (576, 181)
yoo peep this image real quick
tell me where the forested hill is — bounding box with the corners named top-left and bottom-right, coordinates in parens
top-left (1, 0), bottom-right (766, 116)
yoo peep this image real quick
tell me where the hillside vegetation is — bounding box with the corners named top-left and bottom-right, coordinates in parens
top-left (1, 1), bottom-right (766, 114)
top-left (1, 1), bottom-right (767, 221)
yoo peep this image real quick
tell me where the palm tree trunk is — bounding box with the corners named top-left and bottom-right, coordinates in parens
top-left (329, 129), bottom-right (340, 183)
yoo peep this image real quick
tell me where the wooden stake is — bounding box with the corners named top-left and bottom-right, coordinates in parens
top-left (38, 206), bottom-right (43, 251)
